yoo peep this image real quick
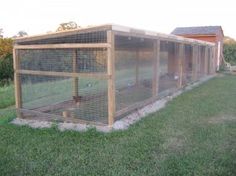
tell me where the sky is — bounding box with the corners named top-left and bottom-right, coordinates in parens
top-left (1, 0), bottom-right (236, 39)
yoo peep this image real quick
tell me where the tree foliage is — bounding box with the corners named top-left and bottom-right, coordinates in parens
top-left (224, 44), bottom-right (236, 65)
top-left (0, 38), bottom-right (13, 85)
top-left (0, 38), bottom-right (13, 59)
top-left (223, 36), bottom-right (236, 65)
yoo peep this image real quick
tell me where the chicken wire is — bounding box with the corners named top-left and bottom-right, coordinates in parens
top-left (18, 47), bottom-right (108, 124)
top-left (114, 35), bottom-right (154, 118)
top-left (182, 44), bottom-right (193, 85)
top-left (158, 41), bottom-right (180, 97)
top-left (15, 29), bottom-right (215, 125)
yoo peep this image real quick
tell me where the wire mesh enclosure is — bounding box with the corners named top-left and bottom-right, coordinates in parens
top-left (13, 24), bottom-right (216, 126)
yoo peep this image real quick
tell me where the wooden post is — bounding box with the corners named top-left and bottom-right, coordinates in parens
top-left (204, 46), bottom-right (208, 75)
top-left (177, 43), bottom-right (184, 88)
top-left (72, 49), bottom-right (78, 97)
top-left (192, 45), bottom-right (197, 81)
top-left (209, 47), bottom-right (213, 74)
top-left (135, 50), bottom-right (139, 86)
top-left (107, 31), bottom-right (116, 127)
top-left (152, 40), bottom-right (160, 96)
top-left (13, 48), bottom-right (22, 117)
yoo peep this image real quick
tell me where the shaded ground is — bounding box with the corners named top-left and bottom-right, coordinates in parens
top-left (0, 74), bottom-right (236, 175)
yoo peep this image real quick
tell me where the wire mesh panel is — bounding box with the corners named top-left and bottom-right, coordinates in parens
top-left (158, 41), bottom-right (180, 97)
top-left (17, 46), bottom-right (109, 124)
top-left (114, 35), bottom-right (154, 117)
top-left (20, 74), bottom-right (73, 121)
top-left (17, 31), bottom-right (107, 45)
top-left (182, 44), bottom-right (193, 85)
top-left (19, 49), bottom-right (73, 72)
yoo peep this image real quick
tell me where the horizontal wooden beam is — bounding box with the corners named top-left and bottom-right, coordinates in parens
top-left (14, 43), bottom-right (110, 49)
top-left (115, 96), bottom-right (158, 117)
top-left (16, 69), bottom-right (110, 79)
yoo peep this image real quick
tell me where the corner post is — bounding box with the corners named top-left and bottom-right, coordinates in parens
top-left (152, 40), bottom-right (160, 97)
top-left (107, 30), bottom-right (116, 127)
top-left (13, 48), bottom-right (22, 117)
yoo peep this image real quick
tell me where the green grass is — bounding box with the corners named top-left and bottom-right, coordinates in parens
top-left (0, 83), bottom-right (14, 108)
top-left (0, 74), bottom-right (236, 175)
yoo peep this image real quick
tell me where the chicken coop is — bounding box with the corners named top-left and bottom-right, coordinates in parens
top-left (13, 24), bottom-right (216, 126)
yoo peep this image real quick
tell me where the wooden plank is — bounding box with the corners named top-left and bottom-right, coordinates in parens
top-left (16, 69), bottom-right (110, 79)
top-left (14, 43), bottom-right (111, 49)
top-left (152, 40), bottom-right (160, 96)
top-left (177, 43), bottom-right (184, 88)
top-left (107, 30), bottom-right (116, 127)
top-left (13, 49), bottom-right (22, 117)
top-left (72, 49), bottom-right (78, 97)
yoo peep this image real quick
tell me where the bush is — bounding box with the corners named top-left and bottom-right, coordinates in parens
top-left (0, 54), bottom-right (13, 86)
top-left (223, 44), bottom-right (236, 65)
top-left (0, 38), bottom-right (13, 85)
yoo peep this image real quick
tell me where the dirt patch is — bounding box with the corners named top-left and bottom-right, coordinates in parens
top-left (208, 115), bottom-right (236, 124)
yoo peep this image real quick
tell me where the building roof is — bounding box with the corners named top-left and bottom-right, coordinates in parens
top-left (171, 26), bottom-right (223, 36)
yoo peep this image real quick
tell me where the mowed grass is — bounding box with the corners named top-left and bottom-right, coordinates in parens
top-left (0, 84), bottom-right (14, 108)
top-left (0, 74), bottom-right (236, 175)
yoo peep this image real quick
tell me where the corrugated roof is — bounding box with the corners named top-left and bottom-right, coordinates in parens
top-left (171, 26), bottom-right (223, 36)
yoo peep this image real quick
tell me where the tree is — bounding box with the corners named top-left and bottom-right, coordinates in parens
top-left (0, 38), bottom-right (13, 59)
top-left (17, 30), bottom-right (28, 37)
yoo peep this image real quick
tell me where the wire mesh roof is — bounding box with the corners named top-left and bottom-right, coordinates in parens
top-left (14, 24), bottom-right (215, 46)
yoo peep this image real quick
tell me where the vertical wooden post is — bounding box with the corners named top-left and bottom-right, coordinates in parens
top-left (107, 31), bottom-right (116, 127)
top-left (13, 48), bottom-right (22, 117)
top-left (177, 43), bottom-right (184, 88)
top-left (204, 46), bottom-right (208, 75)
top-left (135, 49), bottom-right (139, 86)
top-left (152, 40), bottom-right (160, 97)
top-left (72, 49), bottom-right (78, 97)
top-left (192, 45), bottom-right (197, 81)
top-left (209, 47), bottom-right (213, 74)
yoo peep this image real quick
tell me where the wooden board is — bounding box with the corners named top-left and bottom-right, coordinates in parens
top-left (107, 30), bottom-right (116, 126)
top-left (16, 69), bottom-right (110, 79)
top-left (14, 43), bottom-right (110, 49)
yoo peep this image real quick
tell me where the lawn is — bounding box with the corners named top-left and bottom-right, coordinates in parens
top-left (0, 74), bottom-right (236, 175)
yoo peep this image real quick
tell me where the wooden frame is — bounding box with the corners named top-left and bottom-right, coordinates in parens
top-left (13, 49), bottom-right (22, 110)
top-left (152, 40), bottom-right (160, 96)
top-left (72, 50), bottom-right (78, 97)
top-left (177, 43), bottom-right (184, 88)
top-left (16, 70), bottom-right (109, 79)
top-left (14, 43), bottom-right (110, 49)
top-left (107, 30), bottom-right (116, 127)
top-left (13, 25), bottom-right (216, 127)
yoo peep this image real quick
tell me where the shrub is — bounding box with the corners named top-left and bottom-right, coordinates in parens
top-left (223, 43), bottom-right (236, 65)
top-left (0, 54), bottom-right (13, 86)
top-left (0, 38), bottom-right (13, 85)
